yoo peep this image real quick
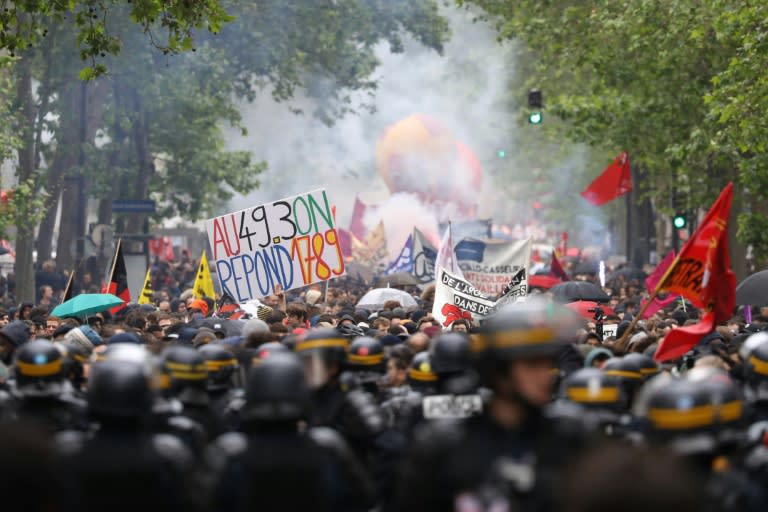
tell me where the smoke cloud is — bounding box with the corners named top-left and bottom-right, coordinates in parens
top-left (223, 5), bottom-right (607, 256)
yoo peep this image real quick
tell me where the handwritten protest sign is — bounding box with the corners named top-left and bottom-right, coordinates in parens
top-left (205, 189), bottom-right (345, 301)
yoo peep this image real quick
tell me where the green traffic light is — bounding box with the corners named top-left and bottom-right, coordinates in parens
top-left (497, 149), bottom-right (507, 158)
top-left (673, 214), bottom-right (686, 229)
top-left (529, 111), bottom-right (542, 124)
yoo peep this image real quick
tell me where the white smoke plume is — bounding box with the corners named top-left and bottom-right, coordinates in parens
top-left (223, 5), bottom-right (608, 256)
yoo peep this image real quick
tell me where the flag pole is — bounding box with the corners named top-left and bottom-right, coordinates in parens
top-left (61, 269), bottom-right (75, 302)
top-left (105, 238), bottom-right (122, 293)
top-left (614, 251), bottom-right (684, 352)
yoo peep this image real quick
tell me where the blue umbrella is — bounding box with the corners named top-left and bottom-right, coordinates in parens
top-left (51, 293), bottom-right (125, 318)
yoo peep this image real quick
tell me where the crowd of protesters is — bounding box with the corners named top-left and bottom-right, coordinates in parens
top-left (0, 249), bottom-right (766, 511)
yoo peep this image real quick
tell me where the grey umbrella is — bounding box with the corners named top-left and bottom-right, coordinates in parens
top-left (736, 270), bottom-right (768, 305)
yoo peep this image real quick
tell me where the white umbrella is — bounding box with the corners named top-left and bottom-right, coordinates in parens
top-left (356, 288), bottom-right (418, 309)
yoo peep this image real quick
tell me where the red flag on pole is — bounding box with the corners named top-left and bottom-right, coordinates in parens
top-left (580, 152), bottom-right (633, 206)
top-left (653, 183), bottom-right (736, 362)
top-left (349, 197), bottom-right (368, 241)
top-left (105, 238), bottom-right (131, 314)
top-left (549, 252), bottom-right (570, 281)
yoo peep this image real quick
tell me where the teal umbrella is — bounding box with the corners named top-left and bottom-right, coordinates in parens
top-left (51, 293), bottom-right (125, 318)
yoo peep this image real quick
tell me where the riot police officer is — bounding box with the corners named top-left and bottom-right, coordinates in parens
top-left (208, 351), bottom-right (375, 511)
top-left (98, 342), bottom-right (208, 456)
top-left (198, 343), bottom-right (239, 415)
top-left (295, 328), bottom-right (394, 503)
top-left (11, 339), bottom-right (87, 432)
top-left (394, 298), bottom-right (583, 511)
top-left (635, 368), bottom-right (764, 511)
top-left (741, 341), bottom-right (768, 421)
top-left (294, 329), bottom-right (385, 453)
top-left (56, 358), bottom-right (200, 511)
top-left (556, 367), bottom-right (631, 438)
top-left (160, 345), bottom-right (227, 440)
top-left (345, 336), bottom-right (387, 399)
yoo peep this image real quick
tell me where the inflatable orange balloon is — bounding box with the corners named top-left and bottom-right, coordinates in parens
top-left (375, 114), bottom-right (483, 218)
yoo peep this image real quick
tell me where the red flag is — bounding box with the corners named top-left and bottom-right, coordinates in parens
top-left (580, 152), bottom-right (633, 206)
top-left (549, 252), bottom-right (570, 281)
top-left (105, 239), bottom-right (131, 314)
top-left (654, 183), bottom-right (736, 362)
top-left (349, 197), bottom-right (368, 241)
top-left (337, 228), bottom-right (354, 260)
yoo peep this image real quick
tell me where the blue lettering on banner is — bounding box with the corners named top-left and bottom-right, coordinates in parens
top-left (216, 246), bottom-right (295, 302)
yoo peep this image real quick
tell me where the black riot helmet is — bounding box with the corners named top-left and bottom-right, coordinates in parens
top-left (407, 352), bottom-right (437, 394)
top-left (623, 352), bottom-right (660, 381)
top-left (294, 329), bottom-right (349, 389)
top-left (634, 371), bottom-right (743, 456)
top-left (243, 351), bottom-right (309, 423)
top-left (87, 359), bottom-right (152, 421)
top-left (160, 345), bottom-right (209, 406)
top-left (561, 367), bottom-right (625, 412)
top-left (430, 332), bottom-right (480, 394)
top-left (686, 367), bottom-right (745, 448)
top-left (430, 332), bottom-right (471, 375)
top-left (198, 344), bottom-right (238, 392)
top-left (602, 356), bottom-right (644, 409)
top-left (476, 298), bottom-right (579, 361)
top-left (14, 339), bottom-right (65, 398)
top-left (251, 342), bottom-right (289, 367)
top-left (347, 336), bottom-right (386, 375)
top-left (294, 329), bottom-right (349, 364)
top-left (742, 341), bottom-right (768, 403)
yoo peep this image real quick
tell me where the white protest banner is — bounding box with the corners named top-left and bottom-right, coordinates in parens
top-left (432, 267), bottom-right (498, 328)
top-left (433, 267), bottom-right (528, 328)
top-left (456, 238), bottom-right (532, 296)
top-left (205, 189), bottom-right (345, 301)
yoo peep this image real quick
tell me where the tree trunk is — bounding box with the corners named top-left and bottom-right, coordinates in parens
top-left (54, 80), bottom-right (108, 271)
top-left (37, 83), bottom-right (81, 263)
top-left (13, 57), bottom-right (37, 303)
top-left (125, 89), bottom-right (154, 236)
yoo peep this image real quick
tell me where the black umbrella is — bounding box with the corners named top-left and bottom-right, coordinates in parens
top-left (189, 317), bottom-right (244, 336)
top-left (572, 262), bottom-right (599, 276)
top-left (736, 270), bottom-right (768, 305)
top-left (550, 281), bottom-right (609, 303)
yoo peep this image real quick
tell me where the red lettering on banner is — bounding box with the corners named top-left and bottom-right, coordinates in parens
top-left (212, 218), bottom-right (231, 259)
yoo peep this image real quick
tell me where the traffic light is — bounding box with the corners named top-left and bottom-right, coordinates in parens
top-left (528, 88), bottom-right (543, 125)
top-left (497, 149), bottom-right (507, 158)
top-left (673, 212), bottom-right (687, 229)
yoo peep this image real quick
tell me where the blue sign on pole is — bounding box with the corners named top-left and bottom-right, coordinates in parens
top-left (112, 200), bottom-right (156, 213)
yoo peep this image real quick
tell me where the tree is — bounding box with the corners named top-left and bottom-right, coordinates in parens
top-left (459, 0), bottom-right (768, 271)
top-left (12, 0), bottom-right (449, 301)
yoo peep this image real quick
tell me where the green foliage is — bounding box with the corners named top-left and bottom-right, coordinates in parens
top-left (208, 1), bottom-right (449, 123)
top-left (460, 0), bottom-right (768, 261)
top-left (0, 0), bottom-right (233, 77)
top-left (0, 179), bottom-right (48, 241)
